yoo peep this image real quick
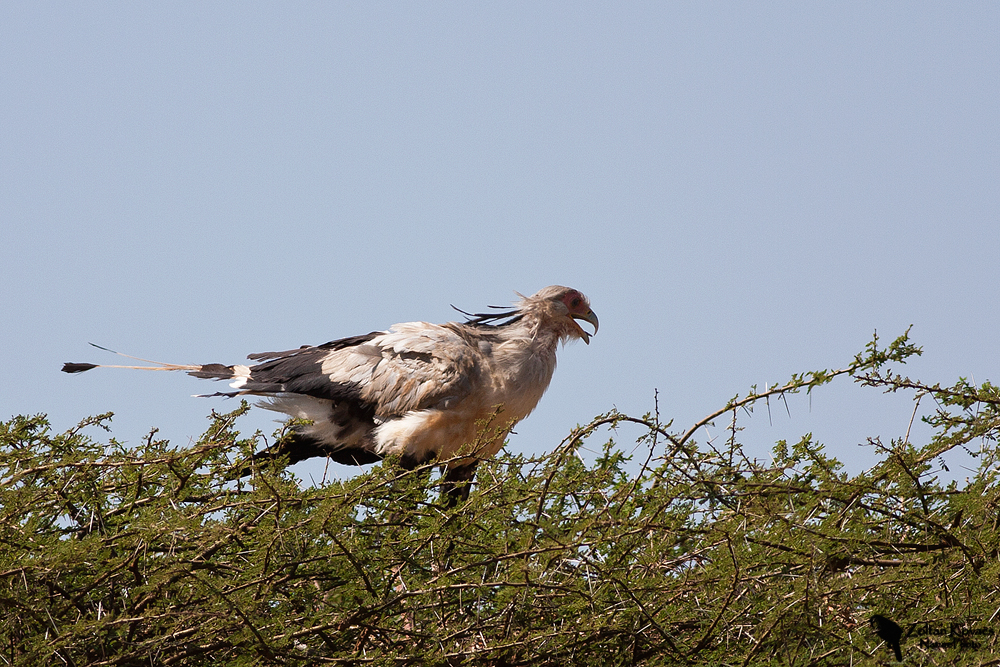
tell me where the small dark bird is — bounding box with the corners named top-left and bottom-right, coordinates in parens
top-left (870, 614), bottom-right (903, 662)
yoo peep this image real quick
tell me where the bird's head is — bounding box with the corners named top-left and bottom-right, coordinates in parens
top-left (524, 286), bottom-right (599, 344)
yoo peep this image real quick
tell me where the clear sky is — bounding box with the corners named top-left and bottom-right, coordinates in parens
top-left (3, 3), bottom-right (998, 482)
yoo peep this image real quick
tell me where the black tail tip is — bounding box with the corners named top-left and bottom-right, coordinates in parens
top-left (62, 362), bottom-right (98, 374)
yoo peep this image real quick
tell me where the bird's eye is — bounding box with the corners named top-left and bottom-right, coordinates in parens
top-left (570, 297), bottom-right (582, 308)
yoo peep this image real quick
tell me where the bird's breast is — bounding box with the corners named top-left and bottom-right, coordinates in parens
top-left (486, 339), bottom-right (558, 420)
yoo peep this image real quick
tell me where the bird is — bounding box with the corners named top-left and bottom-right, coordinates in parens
top-left (870, 614), bottom-right (903, 662)
top-left (63, 286), bottom-right (598, 503)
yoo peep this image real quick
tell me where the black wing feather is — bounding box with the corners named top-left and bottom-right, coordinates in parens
top-left (233, 332), bottom-right (383, 405)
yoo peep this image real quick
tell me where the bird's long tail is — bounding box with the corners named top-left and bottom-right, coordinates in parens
top-left (62, 343), bottom-right (242, 383)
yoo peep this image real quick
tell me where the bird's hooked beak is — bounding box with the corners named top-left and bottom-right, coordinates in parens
top-left (571, 309), bottom-right (599, 344)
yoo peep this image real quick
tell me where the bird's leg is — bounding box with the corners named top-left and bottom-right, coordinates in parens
top-left (441, 461), bottom-right (478, 508)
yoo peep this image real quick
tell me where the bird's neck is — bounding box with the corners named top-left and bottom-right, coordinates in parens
top-left (489, 317), bottom-right (560, 419)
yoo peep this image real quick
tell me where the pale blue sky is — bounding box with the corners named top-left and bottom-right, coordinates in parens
top-left (3, 3), bottom-right (998, 480)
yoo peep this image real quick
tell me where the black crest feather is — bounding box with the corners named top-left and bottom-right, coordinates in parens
top-left (451, 305), bottom-right (524, 328)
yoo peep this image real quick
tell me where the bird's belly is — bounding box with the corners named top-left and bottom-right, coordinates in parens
top-left (374, 405), bottom-right (513, 463)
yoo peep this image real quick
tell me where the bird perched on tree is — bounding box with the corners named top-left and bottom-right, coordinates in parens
top-left (870, 614), bottom-right (903, 662)
top-left (63, 286), bottom-right (598, 503)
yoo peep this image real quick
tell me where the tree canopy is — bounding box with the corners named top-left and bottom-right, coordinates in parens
top-left (2, 331), bottom-right (998, 665)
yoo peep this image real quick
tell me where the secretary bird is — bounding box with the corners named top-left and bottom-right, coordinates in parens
top-left (63, 286), bottom-right (598, 504)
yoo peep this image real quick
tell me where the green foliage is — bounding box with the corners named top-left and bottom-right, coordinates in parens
top-left (2, 331), bottom-right (998, 665)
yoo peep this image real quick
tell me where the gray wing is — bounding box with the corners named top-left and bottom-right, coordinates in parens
top-left (234, 322), bottom-right (484, 420)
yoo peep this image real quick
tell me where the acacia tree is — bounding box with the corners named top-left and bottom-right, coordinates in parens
top-left (2, 331), bottom-right (998, 665)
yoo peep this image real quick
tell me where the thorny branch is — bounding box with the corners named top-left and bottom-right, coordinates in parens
top-left (2, 330), bottom-right (998, 664)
